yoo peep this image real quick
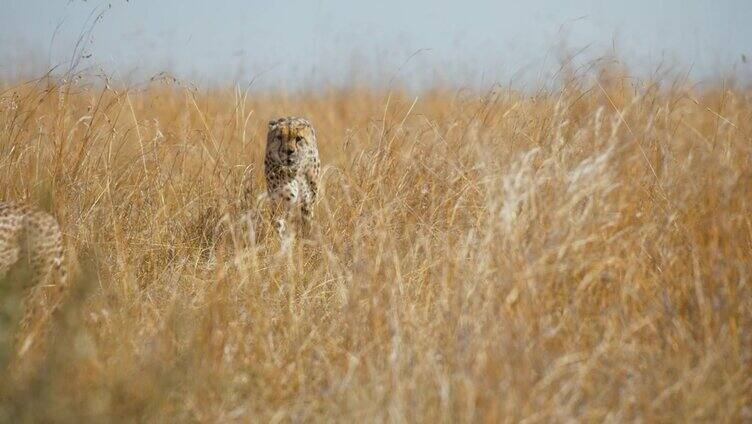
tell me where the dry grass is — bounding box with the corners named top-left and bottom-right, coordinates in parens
top-left (0, 65), bottom-right (750, 422)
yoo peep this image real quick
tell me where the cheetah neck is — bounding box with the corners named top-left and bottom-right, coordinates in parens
top-left (270, 162), bottom-right (298, 178)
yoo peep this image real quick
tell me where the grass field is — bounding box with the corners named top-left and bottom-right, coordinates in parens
top-left (0, 65), bottom-right (750, 422)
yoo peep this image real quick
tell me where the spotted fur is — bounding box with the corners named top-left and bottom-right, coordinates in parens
top-left (264, 116), bottom-right (321, 237)
top-left (0, 201), bottom-right (66, 287)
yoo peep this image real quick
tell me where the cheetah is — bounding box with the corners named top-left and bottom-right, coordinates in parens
top-left (264, 116), bottom-right (321, 237)
top-left (0, 201), bottom-right (66, 287)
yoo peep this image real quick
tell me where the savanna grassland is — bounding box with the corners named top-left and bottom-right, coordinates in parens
top-left (0, 65), bottom-right (750, 422)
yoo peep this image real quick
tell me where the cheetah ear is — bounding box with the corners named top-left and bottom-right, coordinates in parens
top-left (268, 120), bottom-right (278, 128)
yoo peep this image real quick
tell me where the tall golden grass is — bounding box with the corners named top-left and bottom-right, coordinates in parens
top-left (0, 64), bottom-right (750, 422)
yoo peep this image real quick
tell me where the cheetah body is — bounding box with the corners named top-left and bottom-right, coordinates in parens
top-left (0, 202), bottom-right (65, 286)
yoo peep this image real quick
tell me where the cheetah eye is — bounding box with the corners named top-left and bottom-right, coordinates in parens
top-left (295, 135), bottom-right (303, 142)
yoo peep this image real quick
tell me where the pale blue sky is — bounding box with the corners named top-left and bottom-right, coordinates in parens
top-left (1, 0), bottom-right (750, 89)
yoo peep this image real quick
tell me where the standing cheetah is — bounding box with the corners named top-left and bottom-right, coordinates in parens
top-left (264, 117), bottom-right (321, 237)
top-left (0, 201), bottom-right (66, 287)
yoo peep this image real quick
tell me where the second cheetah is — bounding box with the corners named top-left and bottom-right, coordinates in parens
top-left (0, 201), bottom-right (66, 287)
top-left (264, 116), bottom-right (321, 237)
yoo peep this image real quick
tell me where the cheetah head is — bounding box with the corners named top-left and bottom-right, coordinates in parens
top-left (266, 116), bottom-right (315, 167)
